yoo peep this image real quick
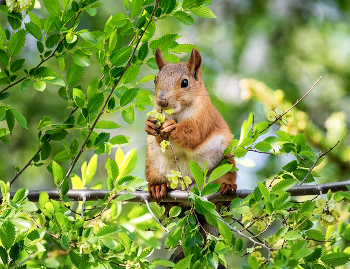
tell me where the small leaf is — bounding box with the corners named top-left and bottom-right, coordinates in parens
top-left (201, 183), bottom-right (220, 196)
top-left (208, 164), bottom-right (233, 183)
top-left (72, 88), bottom-right (86, 108)
top-left (233, 147), bottom-right (247, 158)
top-left (191, 6), bottom-right (217, 18)
top-left (11, 109), bottom-right (27, 129)
top-left (254, 141), bottom-right (272, 152)
top-left (174, 11), bottom-right (195, 26)
top-left (12, 188), bottom-right (28, 203)
top-left (33, 81), bottom-right (46, 91)
top-left (67, 63), bottom-right (83, 86)
top-left (321, 252), bottom-right (350, 267)
top-left (95, 121), bottom-right (121, 129)
top-left (8, 29), bottom-right (26, 57)
top-left (305, 229), bottom-right (325, 241)
top-left (190, 160), bottom-right (204, 188)
top-left (43, 0), bottom-right (62, 17)
top-left (131, 0), bottom-right (143, 18)
top-left (122, 106), bottom-right (135, 124)
top-left (120, 88), bottom-right (139, 107)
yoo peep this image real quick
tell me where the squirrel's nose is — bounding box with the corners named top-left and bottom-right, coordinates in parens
top-left (157, 93), bottom-right (168, 107)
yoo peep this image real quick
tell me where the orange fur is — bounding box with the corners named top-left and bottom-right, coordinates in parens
top-left (145, 48), bottom-right (236, 200)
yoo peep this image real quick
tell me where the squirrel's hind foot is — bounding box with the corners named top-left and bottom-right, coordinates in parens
top-left (149, 184), bottom-right (168, 202)
top-left (219, 183), bottom-right (237, 195)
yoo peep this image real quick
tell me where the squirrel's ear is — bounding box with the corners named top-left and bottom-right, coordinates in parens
top-left (155, 48), bottom-right (166, 70)
top-left (187, 48), bottom-right (202, 81)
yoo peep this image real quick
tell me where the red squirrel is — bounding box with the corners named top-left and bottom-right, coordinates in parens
top-left (145, 48), bottom-right (237, 201)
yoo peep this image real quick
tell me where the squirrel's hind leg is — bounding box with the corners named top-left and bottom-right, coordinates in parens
top-left (217, 171), bottom-right (237, 195)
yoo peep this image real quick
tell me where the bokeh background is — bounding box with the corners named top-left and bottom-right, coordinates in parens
top-left (1, 0), bottom-right (350, 267)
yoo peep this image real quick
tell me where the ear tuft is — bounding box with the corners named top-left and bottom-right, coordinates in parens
top-left (155, 48), bottom-right (167, 70)
top-left (187, 48), bottom-right (202, 81)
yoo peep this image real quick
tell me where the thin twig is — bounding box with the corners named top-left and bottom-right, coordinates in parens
top-left (168, 139), bottom-right (189, 191)
top-left (81, 195), bottom-right (86, 219)
top-left (144, 197), bottom-right (170, 233)
top-left (298, 140), bottom-right (340, 186)
top-left (250, 113), bottom-right (255, 138)
top-left (10, 107), bottom-right (79, 186)
top-left (217, 218), bottom-right (272, 260)
top-left (246, 148), bottom-right (277, 156)
top-left (259, 76), bottom-right (322, 134)
top-left (64, 0), bottom-right (161, 181)
top-left (0, 11), bottom-right (82, 94)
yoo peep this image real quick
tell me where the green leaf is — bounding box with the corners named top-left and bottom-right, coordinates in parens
top-left (122, 66), bottom-right (140, 84)
top-left (304, 248), bottom-right (322, 262)
top-left (95, 121), bottom-right (121, 129)
top-left (66, 32), bottom-right (77, 44)
top-left (120, 88), bottom-right (139, 107)
top-left (94, 132), bottom-right (110, 147)
top-left (38, 116), bottom-right (51, 130)
top-left (174, 11), bottom-right (195, 26)
top-left (72, 88), bottom-right (86, 108)
top-left (79, 31), bottom-right (99, 45)
top-left (34, 67), bottom-right (65, 86)
top-left (257, 182), bottom-right (270, 202)
top-left (87, 77), bottom-right (99, 100)
top-left (190, 160), bottom-right (204, 188)
top-left (11, 109), bottom-right (27, 129)
top-left (138, 42), bottom-right (149, 61)
top-left (151, 259), bottom-right (175, 267)
top-left (110, 135), bottom-right (132, 146)
top-left (6, 109), bottom-right (15, 132)
top-left (169, 206), bottom-right (182, 218)
top-left (13, 188), bottom-right (28, 203)
top-left (25, 22), bottom-right (42, 40)
top-left (305, 229), bottom-right (325, 241)
top-left (87, 92), bottom-right (104, 112)
top-left (208, 164), bottom-right (233, 183)
top-left (276, 130), bottom-right (292, 142)
top-left (97, 225), bottom-right (119, 237)
top-left (239, 137), bottom-right (254, 147)
top-left (149, 34), bottom-right (179, 53)
top-left (33, 81), bottom-right (46, 91)
top-left (67, 63), bottom-right (83, 86)
top-left (191, 6), bottom-right (217, 18)
top-left (110, 13), bottom-right (128, 28)
top-left (165, 227), bottom-right (181, 248)
top-left (8, 29), bottom-right (26, 57)
top-left (131, 0), bottom-right (143, 18)
top-left (0, 246), bottom-right (8, 265)
top-left (43, 0), bottom-right (62, 17)
top-left (10, 58), bottom-right (25, 73)
top-left (283, 160), bottom-right (298, 172)
top-left (255, 141), bottom-right (272, 152)
top-left (284, 230), bottom-right (302, 240)
top-left (201, 183), bottom-right (220, 196)
top-left (0, 106), bottom-right (5, 121)
top-left (53, 150), bottom-right (70, 161)
top-left (118, 148), bottom-right (137, 178)
top-left (41, 141), bottom-right (51, 160)
top-left (233, 147), bottom-right (247, 158)
top-left (111, 46), bottom-right (132, 66)
top-left (122, 106), bottom-right (135, 124)
top-left (0, 221), bottom-right (15, 249)
top-left (172, 44), bottom-right (197, 53)
top-left (52, 161), bottom-right (64, 186)
top-left (115, 193), bottom-right (136, 201)
top-left (272, 178), bottom-right (297, 193)
top-left (72, 50), bottom-right (91, 67)
top-left (0, 50), bottom-right (9, 65)
top-left (321, 252), bottom-right (350, 267)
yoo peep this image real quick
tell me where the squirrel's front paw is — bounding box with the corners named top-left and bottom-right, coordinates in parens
top-left (160, 120), bottom-right (176, 140)
top-left (145, 117), bottom-right (160, 136)
top-left (149, 184), bottom-right (168, 202)
top-left (219, 183), bottom-right (237, 195)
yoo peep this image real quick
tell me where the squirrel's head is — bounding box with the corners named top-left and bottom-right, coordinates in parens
top-left (153, 48), bottom-right (207, 114)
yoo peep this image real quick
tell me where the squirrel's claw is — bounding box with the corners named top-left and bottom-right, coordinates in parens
top-left (219, 183), bottom-right (237, 195)
top-left (160, 119), bottom-right (176, 140)
top-left (145, 117), bottom-right (160, 136)
top-left (149, 184), bottom-right (168, 202)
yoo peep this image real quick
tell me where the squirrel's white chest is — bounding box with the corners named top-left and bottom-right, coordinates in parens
top-left (147, 133), bottom-right (228, 181)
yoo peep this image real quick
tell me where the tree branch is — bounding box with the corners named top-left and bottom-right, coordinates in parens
top-left (3, 180), bottom-right (350, 203)
top-left (259, 76), bottom-right (322, 134)
top-left (64, 0), bottom-right (161, 181)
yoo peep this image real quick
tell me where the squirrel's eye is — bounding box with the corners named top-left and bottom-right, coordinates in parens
top-left (181, 79), bottom-right (188, 88)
